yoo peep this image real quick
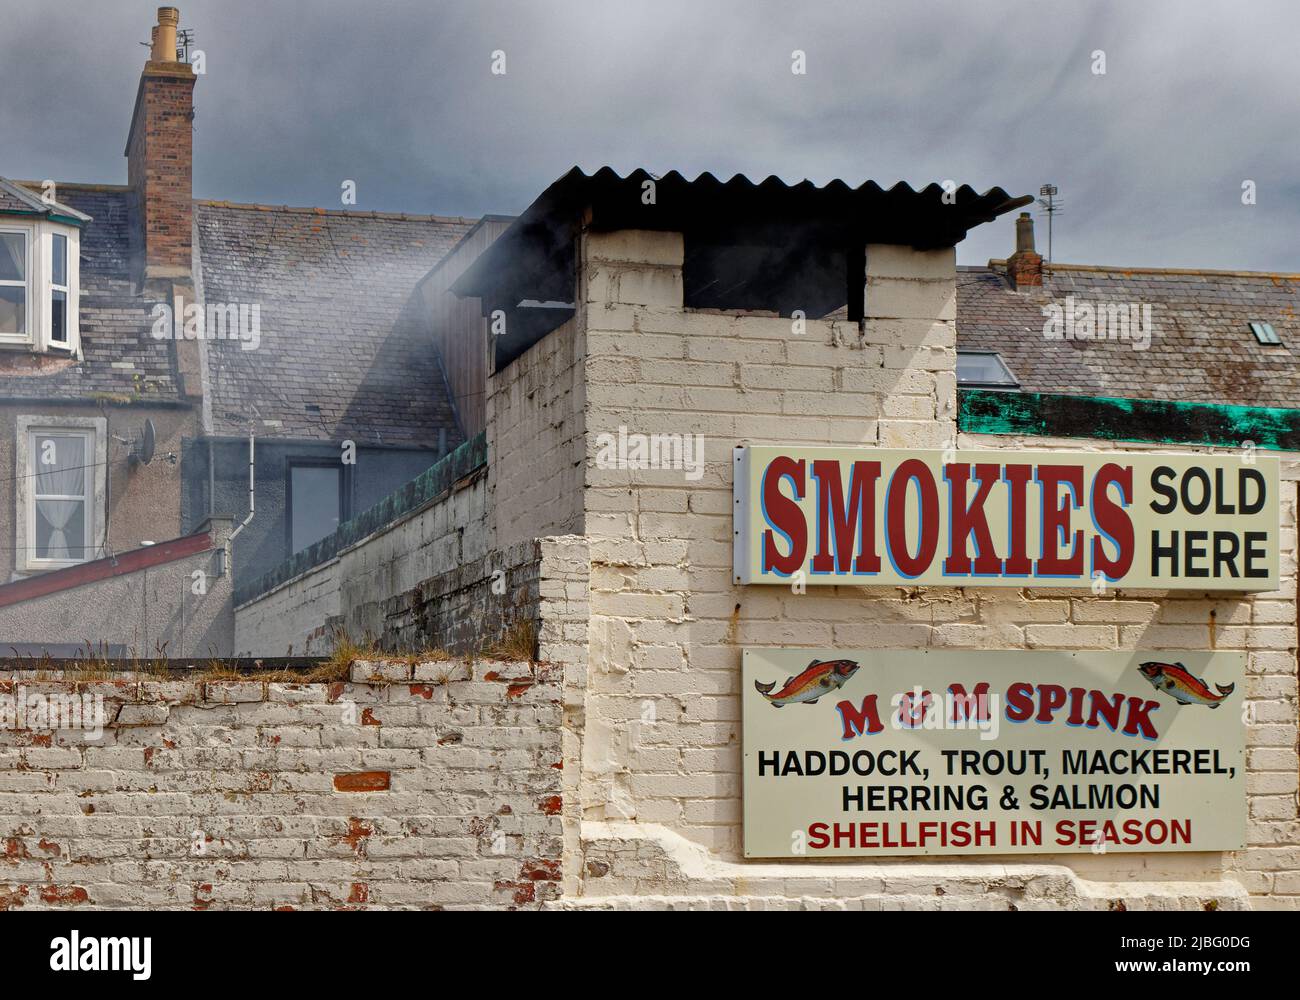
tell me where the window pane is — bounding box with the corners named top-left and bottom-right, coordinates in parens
top-left (51, 233), bottom-right (67, 287)
top-left (33, 434), bottom-right (87, 497)
top-left (957, 352), bottom-right (1017, 386)
top-left (290, 466), bottom-right (340, 554)
top-left (51, 289), bottom-right (67, 343)
top-left (0, 233), bottom-right (24, 282)
top-left (0, 286), bottom-right (24, 335)
top-left (35, 499), bottom-right (85, 560)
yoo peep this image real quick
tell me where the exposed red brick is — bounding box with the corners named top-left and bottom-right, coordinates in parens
top-left (360, 708), bottom-right (381, 726)
top-left (0, 885), bottom-right (29, 910)
top-left (409, 684), bottom-right (435, 699)
top-left (348, 882), bottom-right (369, 904)
top-left (339, 817), bottom-right (373, 858)
top-left (495, 880), bottom-right (535, 904)
top-left (37, 839), bottom-right (61, 857)
top-left (506, 681), bottom-right (532, 699)
top-left (520, 858), bottom-right (561, 882)
top-left (39, 885), bottom-right (89, 905)
top-left (334, 771), bottom-right (390, 792)
top-left (538, 796), bottom-right (562, 815)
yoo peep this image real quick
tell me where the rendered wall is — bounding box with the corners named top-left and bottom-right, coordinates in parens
top-left (0, 517), bottom-right (234, 658)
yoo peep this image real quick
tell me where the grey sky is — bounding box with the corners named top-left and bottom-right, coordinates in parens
top-left (3, 0), bottom-right (1297, 269)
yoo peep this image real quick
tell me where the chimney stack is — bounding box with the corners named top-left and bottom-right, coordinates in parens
top-left (1005, 212), bottom-right (1043, 289)
top-left (126, 7), bottom-right (195, 283)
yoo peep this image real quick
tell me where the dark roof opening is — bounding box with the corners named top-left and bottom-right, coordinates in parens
top-left (454, 167), bottom-right (1031, 368)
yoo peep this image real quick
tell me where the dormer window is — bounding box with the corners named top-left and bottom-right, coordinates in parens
top-left (0, 178), bottom-right (88, 354)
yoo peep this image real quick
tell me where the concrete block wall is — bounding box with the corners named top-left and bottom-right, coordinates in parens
top-left (377, 538), bottom-right (542, 654)
top-left (570, 229), bottom-right (1300, 908)
top-left (0, 659), bottom-right (562, 910)
top-left (234, 472), bottom-right (489, 656)
top-left (488, 315), bottom-right (586, 549)
top-left (233, 557), bottom-right (341, 657)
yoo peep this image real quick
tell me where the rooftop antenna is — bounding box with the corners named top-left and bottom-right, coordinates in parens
top-left (139, 30), bottom-right (196, 65)
top-left (1037, 184), bottom-right (1062, 265)
top-left (176, 28), bottom-right (196, 64)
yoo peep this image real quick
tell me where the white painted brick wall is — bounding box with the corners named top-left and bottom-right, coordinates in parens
top-left (0, 661), bottom-right (562, 910)
top-left (570, 230), bottom-right (1300, 908)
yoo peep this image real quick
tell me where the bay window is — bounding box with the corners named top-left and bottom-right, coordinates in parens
top-left (0, 229), bottom-right (27, 339)
top-left (0, 221), bottom-right (79, 352)
top-left (50, 233), bottom-right (69, 346)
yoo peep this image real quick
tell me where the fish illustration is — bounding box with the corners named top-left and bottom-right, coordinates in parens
top-left (754, 658), bottom-right (861, 707)
top-left (1138, 661), bottom-right (1235, 708)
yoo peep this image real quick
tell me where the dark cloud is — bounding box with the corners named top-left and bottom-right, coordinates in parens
top-left (3, 0), bottom-right (1296, 268)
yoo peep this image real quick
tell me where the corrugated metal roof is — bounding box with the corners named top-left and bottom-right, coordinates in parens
top-left (453, 166), bottom-right (1031, 302)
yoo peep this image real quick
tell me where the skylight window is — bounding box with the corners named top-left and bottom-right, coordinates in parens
top-left (1250, 321), bottom-right (1282, 346)
top-left (957, 350), bottom-right (1019, 389)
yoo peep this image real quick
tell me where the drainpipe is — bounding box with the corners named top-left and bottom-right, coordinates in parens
top-left (224, 430), bottom-right (254, 574)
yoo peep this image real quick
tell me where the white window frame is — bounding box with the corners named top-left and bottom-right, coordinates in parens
top-left (0, 219), bottom-right (80, 353)
top-left (0, 225), bottom-right (31, 345)
top-left (14, 416), bottom-right (107, 573)
top-left (48, 231), bottom-right (71, 348)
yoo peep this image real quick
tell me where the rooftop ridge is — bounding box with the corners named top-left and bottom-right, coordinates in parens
top-left (13, 180), bottom-right (133, 193)
top-left (982, 259), bottom-right (1300, 281)
top-left (194, 198), bottom-right (478, 225)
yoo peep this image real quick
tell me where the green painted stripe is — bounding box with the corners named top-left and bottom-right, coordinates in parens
top-left (959, 388), bottom-right (1300, 451)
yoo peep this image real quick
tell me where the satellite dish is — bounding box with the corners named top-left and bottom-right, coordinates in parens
top-left (131, 419), bottom-right (156, 466)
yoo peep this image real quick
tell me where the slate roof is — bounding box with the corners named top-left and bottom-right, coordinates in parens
top-left (957, 264), bottom-right (1300, 409)
top-left (0, 184), bottom-right (180, 402)
top-left (195, 202), bottom-right (475, 445)
top-left (0, 177), bottom-right (92, 224)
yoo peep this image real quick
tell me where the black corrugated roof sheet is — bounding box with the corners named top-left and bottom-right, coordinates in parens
top-left (453, 166), bottom-right (1032, 302)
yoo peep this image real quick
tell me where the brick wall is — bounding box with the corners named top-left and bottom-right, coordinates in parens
top-left (125, 63), bottom-right (196, 278)
top-left (569, 230), bottom-right (1300, 908)
top-left (488, 315), bottom-right (587, 548)
top-left (0, 658), bottom-right (562, 910)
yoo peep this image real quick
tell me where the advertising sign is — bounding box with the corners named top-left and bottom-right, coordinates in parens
top-left (742, 648), bottom-right (1246, 858)
top-left (733, 446), bottom-right (1279, 590)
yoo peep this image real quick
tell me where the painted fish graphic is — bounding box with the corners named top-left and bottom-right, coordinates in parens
top-left (754, 658), bottom-right (861, 707)
top-left (1138, 661), bottom-right (1235, 708)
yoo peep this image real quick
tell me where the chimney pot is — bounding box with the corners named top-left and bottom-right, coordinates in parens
top-left (1014, 212), bottom-right (1036, 254)
top-left (151, 7), bottom-right (180, 63)
top-left (1006, 212), bottom-right (1043, 289)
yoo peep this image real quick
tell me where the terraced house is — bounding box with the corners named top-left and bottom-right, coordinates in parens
top-left (0, 8), bottom-right (1296, 910)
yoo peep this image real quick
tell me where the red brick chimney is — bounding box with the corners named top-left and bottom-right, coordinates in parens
top-left (125, 7), bottom-right (195, 281)
top-left (1005, 212), bottom-right (1043, 289)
